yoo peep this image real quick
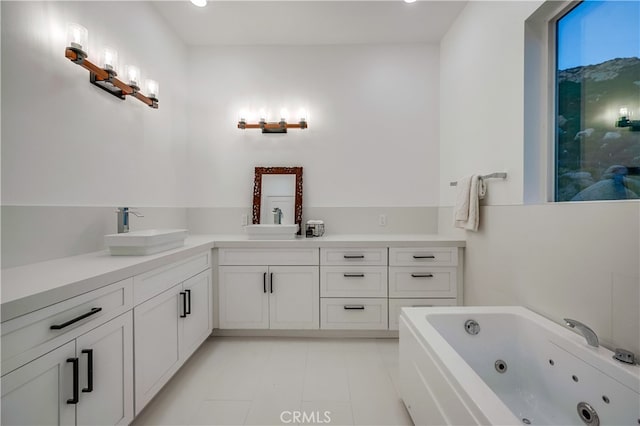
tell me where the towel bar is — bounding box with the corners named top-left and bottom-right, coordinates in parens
top-left (450, 172), bottom-right (507, 186)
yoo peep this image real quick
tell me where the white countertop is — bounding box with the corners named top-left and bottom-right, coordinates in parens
top-left (1, 233), bottom-right (464, 322)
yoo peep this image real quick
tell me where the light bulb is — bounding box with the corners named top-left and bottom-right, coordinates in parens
top-left (125, 65), bottom-right (141, 88)
top-left (190, 0), bottom-right (207, 7)
top-left (66, 23), bottom-right (88, 52)
top-left (619, 107), bottom-right (629, 117)
top-left (100, 47), bottom-right (118, 72)
top-left (298, 109), bottom-right (308, 122)
top-left (259, 109), bottom-right (267, 122)
top-left (238, 109), bottom-right (250, 122)
top-left (280, 108), bottom-right (289, 121)
top-left (146, 79), bottom-right (159, 99)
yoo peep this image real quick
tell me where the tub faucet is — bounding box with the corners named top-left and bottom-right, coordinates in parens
top-left (564, 318), bottom-right (599, 347)
top-left (272, 207), bottom-right (283, 225)
top-left (116, 207), bottom-right (144, 233)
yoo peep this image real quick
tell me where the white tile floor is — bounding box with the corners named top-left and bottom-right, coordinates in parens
top-left (132, 337), bottom-right (413, 426)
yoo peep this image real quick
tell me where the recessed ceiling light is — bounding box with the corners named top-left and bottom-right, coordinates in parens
top-left (404, 0), bottom-right (417, 3)
top-left (190, 0), bottom-right (207, 7)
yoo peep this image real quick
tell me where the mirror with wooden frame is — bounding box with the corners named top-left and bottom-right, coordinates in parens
top-left (252, 167), bottom-right (303, 234)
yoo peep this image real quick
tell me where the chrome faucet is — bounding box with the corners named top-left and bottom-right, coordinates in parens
top-left (116, 207), bottom-right (144, 233)
top-left (272, 207), bottom-right (283, 225)
top-left (564, 318), bottom-right (599, 347)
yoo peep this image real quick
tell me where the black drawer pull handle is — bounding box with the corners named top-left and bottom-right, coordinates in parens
top-left (263, 272), bottom-right (267, 293)
top-left (270, 273), bottom-right (274, 294)
top-left (343, 273), bottom-right (365, 278)
top-left (344, 305), bottom-right (365, 310)
top-left (411, 273), bottom-right (434, 278)
top-left (67, 357), bottom-right (79, 404)
top-left (413, 255), bottom-right (436, 259)
top-left (185, 289), bottom-right (192, 315)
top-left (180, 292), bottom-right (187, 318)
top-left (343, 255), bottom-right (365, 259)
top-left (51, 307), bottom-right (102, 330)
top-left (81, 349), bottom-right (93, 393)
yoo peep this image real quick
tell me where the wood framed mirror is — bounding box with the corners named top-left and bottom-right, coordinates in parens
top-left (252, 167), bottom-right (303, 234)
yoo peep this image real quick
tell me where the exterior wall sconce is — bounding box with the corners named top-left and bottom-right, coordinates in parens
top-left (616, 107), bottom-right (640, 131)
top-left (237, 109), bottom-right (308, 133)
top-left (65, 23), bottom-right (159, 109)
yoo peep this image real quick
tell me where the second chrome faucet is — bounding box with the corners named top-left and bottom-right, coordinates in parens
top-left (564, 318), bottom-right (599, 347)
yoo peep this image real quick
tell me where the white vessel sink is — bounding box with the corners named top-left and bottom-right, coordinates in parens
top-left (105, 229), bottom-right (188, 255)
top-left (245, 224), bottom-right (299, 240)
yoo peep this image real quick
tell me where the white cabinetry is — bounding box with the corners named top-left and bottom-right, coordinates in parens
top-left (388, 247), bottom-right (462, 330)
top-left (320, 248), bottom-right (389, 330)
top-left (134, 267), bottom-right (211, 415)
top-left (1, 279), bottom-right (134, 426)
top-left (218, 249), bottom-right (320, 330)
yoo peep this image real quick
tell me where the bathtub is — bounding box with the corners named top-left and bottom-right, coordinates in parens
top-left (399, 306), bottom-right (640, 426)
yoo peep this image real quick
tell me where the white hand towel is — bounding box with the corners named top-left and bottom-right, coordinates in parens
top-left (453, 175), bottom-right (486, 232)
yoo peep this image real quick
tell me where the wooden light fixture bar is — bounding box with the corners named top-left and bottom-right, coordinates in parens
top-left (237, 119), bottom-right (308, 134)
top-left (65, 48), bottom-right (158, 109)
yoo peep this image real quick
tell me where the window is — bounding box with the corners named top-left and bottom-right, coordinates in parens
top-left (555, 0), bottom-right (640, 201)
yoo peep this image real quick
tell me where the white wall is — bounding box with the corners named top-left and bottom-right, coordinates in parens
top-left (1, 1), bottom-right (189, 207)
top-left (439, 1), bottom-right (640, 354)
top-left (186, 44), bottom-right (440, 208)
top-left (1, 1), bottom-right (190, 266)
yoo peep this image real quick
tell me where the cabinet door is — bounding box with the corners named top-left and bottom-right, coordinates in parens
top-left (181, 269), bottom-right (212, 360)
top-left (133, 284), bottom-right (182, 415)
top-left (268, 266), bottom-right (319, 330)
top-left (76, 312), bottom-right (133, 426)
top-left (1, 340), bottom-right (76, 426)
top-left (218, 266), bottom-right (269, 329)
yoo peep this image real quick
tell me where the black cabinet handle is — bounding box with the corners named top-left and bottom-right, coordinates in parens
top-left (343, 273), bottom-right (365, 278)
top-left (81, 349), bottom-right (93, 393)
top-left (413, 255), bottom-right (436, 259)
top-left (411, 273), bottom-right (434, 278)
top-left (263, 272), bottom-right (267, 293)
top-left (185, 289), bottom-right (192, 315)
top-left (344, 305), bottom-right (365, 310)
top-left (67, 357), bottom-right (79, 404)
top-left (51, 307), bottom-right (102, 330)
top-left (270, 273), bottom-right (274, 294)
top-left (180, 292), bottom-right (187, 318)
top-left (344, 255), bottom-right (365, 259)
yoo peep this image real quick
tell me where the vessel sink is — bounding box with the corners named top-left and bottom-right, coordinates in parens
top-left (105, 229), bottom-right (188, 255)
top-left (245, 224), bottom-right (299, 240)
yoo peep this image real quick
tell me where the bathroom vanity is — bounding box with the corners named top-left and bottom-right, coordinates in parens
top-left (0, 233), bottom-right (464, 425)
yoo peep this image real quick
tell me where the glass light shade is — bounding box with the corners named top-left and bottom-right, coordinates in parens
top-left (190, 0), bottom-right (207, 7)
top-left (259, 109), bottom-right (267, 122)
top-left (619, 107), bottom-right (629, 117)
top-left (298, 109), bottom-right (308, 121)
top-left (238, 109), bottom-right (250, 122)
top-left (146, 79), bottom-right (159, 99)
top-left (125, 65), bottom-right (141, 87)
top-left (100, 47), bottom-right (118, 72)
top-left (66, 23), bottom-right (88, 52)
top-left (280, 108), bottom-right (289, 121)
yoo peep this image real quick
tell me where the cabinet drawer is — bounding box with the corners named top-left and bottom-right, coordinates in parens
top-left (389, 267), bottom-right (457, 298)
top-left (134, 250), bottom-right (211, 305)
top-left (389, 247), bottom-right (457, 267)
top-left (1, 278), bottom-right (133, 375)
top-left (320, 298), bottom-right (388, 330)
top-left (320, 266), bottom-right (387, 298)
top-left (218, 248), bottom-right (319, 266)
top-left (320, 248), bottom-right (387, 266)
top-left (388, 298), bottom-right (457, 330)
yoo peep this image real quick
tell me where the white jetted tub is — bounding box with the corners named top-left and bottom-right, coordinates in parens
top-left (399, 306), bottom-right (640, 426)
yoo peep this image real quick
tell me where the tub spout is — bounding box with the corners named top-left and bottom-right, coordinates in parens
top-left (564, 318), bottom-right (599, 347)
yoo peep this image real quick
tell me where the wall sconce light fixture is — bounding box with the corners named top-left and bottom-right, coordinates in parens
top-left (237, 109), bottom-right (308, 133)
top-left (65, 23), bottom-right (159, 109)
top-left (616, 107), bottom-right (640, 131)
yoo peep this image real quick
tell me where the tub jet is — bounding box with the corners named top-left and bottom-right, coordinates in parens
top-left (495, 359), bottom-right (508, 373)
top-left (464, 319), bottom-right (480, 335)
